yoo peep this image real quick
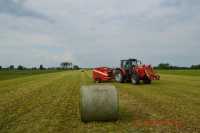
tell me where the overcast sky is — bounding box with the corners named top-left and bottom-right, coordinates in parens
top-left (0, 0), bottom-right (199, 68)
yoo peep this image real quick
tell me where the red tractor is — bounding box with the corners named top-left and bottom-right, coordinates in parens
top-left (114, 59), bottom-right (160, 84)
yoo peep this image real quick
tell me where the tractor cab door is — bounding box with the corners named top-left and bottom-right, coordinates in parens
top-left (121, 60), bottom-right (130, 70)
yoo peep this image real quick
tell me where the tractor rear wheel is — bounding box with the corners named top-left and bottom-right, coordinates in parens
top-left (115, 70), bottom-right (123, 83)
top-left (131, 74), bottom-right (140, 85)
top-left (143, 77), bottom-right (151, 84)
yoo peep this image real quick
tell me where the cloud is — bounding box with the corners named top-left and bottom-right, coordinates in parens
top-left (0, 0), bottom-right (52, 22)
top-left (0, 0), bottom-right (200, 67)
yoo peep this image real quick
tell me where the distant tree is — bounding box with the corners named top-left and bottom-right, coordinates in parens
top-left (56, 67), bottom-right (62, 70)
top-left (0, 66), bottom-right (2, 70)
top-left (32, 67), bottom-right (37, 70)
top-left (191, 64), bottom-right (200, 69)
top-left (156, 63), bottom-right (171, 69)
top-left (17, 65), bottom-right (25, 70)
top-left (61, 62), bottom-right (73, 69)
top-left (73, 65), bottom-right (80, 70)
top-left (39, 65), bottom-right (45, 70)
top-left (9, 65), bottom-right (15, 70)
top-left (155, 63), bottom-right (190, 70)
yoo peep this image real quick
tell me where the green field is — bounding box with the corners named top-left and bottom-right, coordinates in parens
top-left (0, 70), bottom-right (64, 81)
top-left (158, 69), bottom-right (200, 76)
top-left (0, 70), bottom-right (200, 133)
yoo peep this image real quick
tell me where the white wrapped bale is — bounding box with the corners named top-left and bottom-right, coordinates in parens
top-left (80, 85), bottom-right (119, 122)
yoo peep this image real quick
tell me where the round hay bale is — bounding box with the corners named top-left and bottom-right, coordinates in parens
top-left (80, 85), bottom-right (119, 122)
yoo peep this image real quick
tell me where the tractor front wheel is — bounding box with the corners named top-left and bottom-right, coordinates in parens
top-left (131, 74), bottom-right (140, 85)
top-left (115, 70), bottom-right (124, 83)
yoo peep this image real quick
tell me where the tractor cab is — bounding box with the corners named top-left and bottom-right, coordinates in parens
top-left (120, 59), bottom-right (141, 70)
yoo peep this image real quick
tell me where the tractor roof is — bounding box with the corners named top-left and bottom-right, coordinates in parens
top-left (121, 58), bottom-right (138, 62)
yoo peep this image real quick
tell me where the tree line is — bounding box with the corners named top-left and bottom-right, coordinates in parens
top-left (0, 62), bottom-right (80, 71)
top-left (1, 62), bottom-right (200, 71)
top-left (155, 63), bottom-right (200, 70)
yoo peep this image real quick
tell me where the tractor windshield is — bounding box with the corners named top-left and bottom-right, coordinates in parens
top-left (121, 59), bottom-right (140, 69)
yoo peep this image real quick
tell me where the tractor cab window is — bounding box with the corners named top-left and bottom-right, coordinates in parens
top-left (125, 61), bottom-right (130, 69)
top-left (121, 61), bottom-right (127, 68)
top-left (130, 61), bottom-right (137, 66)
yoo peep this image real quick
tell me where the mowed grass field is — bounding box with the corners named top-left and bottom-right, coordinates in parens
top-left (0, 70), bottom-right (64, 81)
top-left (0, 70), bottom-right (200, 133)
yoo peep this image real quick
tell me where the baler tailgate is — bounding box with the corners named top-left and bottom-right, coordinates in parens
top-left (93, 67), bottom-right (114, 82)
